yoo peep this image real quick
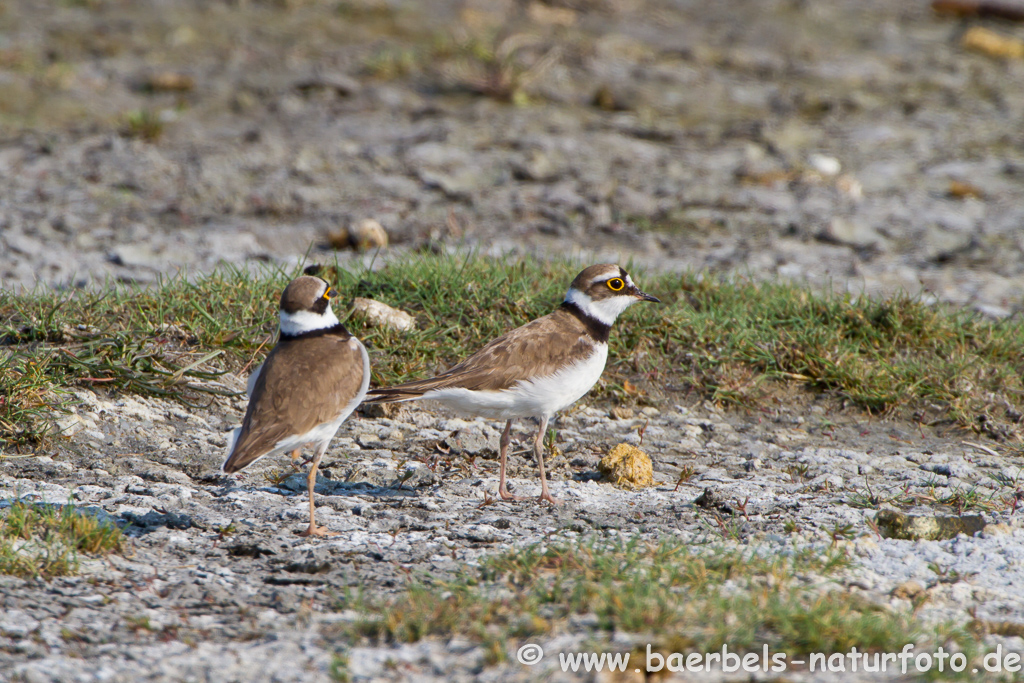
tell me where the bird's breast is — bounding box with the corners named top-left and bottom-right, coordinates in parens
top-left (518, 342), bottom-right (609, 414)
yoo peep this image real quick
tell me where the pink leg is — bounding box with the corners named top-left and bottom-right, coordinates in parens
top-left (533, 416), bottom-right (561, 506)
top-left (297, 442), bottom-right (339, 537)
top-left (497, 419), bottom-right (525, 501)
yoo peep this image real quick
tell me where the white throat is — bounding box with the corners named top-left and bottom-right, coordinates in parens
top-left (279, 307), bottom-right (340, 336)
top-left (564, 287), bottom-right (635, 326)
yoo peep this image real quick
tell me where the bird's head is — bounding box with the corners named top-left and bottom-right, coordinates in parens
top-left (279, 275), bottom-right (340, 336)
top-left (564, 264), bottom-right (660, 326)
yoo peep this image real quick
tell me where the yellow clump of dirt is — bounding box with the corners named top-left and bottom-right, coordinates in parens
top-left (962, 26), bottom-right (1024, 60)
top-left (598, 443), bottom-right (653, 489)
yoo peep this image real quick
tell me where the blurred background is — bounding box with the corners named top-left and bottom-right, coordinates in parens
top-left (0, 0), bottom-right (1022, 316)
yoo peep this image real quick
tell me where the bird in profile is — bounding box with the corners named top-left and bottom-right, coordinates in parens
top-left (364, 264), bottom-right (659, 505)
top-left (223, 275), bottom-right (369, 537)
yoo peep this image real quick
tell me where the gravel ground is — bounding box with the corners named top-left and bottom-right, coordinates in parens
top-left (3, 0), bottom-right (1024, 680)
top-left (2, 388), bottom-right (1024, 682)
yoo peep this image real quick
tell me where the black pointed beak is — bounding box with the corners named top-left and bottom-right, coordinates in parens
top-left (631, 286), bottom-right (660, 303)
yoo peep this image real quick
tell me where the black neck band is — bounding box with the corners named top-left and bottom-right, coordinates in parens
top-left (559, 301), bottom-right (611, 343)
top-left (279, 322), bottom-right (351, 341)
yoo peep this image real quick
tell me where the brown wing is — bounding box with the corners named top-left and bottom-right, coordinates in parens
top-left (366, 308), bottom-right (595, 401)
top-left (224, 333), bottom-right (366, 472)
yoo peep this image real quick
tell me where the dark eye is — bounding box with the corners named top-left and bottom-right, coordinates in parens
top-left (607, 278), bottom-right (625, 291)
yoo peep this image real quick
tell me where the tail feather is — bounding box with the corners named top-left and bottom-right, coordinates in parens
top-left (365, 374), bottom-right (462, 403)
top-left (221, 427), bottom-right (242, 471)
top-left (222, 427), bottom-right (249, 473)
top-left (223, 444), bottom-right (267, 474)
top-left (221, 427), bottom-right (265, 473)
top-left (363, 389), bottom-right (427, 404)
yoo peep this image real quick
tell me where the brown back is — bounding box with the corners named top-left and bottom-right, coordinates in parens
top-left (223, 329), bottom-right (364, 472)
top-left (367, 306), bottom-right (598, 400)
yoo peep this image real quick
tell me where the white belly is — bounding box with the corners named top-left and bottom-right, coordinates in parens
top-left (420, 344), bottom-right (608, 420)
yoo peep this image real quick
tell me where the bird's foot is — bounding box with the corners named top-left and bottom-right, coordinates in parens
top-left (538, 492), bottom-right (562, 506)
top-left (292, 457), bottom-right (315, 471)
top-left (289, 451), bottom-right (314, 471)
top-left (297, 524), bottom-right (339, 538)
top-left (498, 486), bottom-right (526, 502)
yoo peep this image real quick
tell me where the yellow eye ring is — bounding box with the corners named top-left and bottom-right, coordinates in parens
top-left (607, 278), bottom-right (625, 291)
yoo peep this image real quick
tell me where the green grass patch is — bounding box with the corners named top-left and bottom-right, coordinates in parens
top-left (362, 29), bottom-right (554, 105)
top-left (333, 536), bottom-right (977, 668)
top-left (2, 253), bottom-right (1024, 447)
top-left (846, 482), bottom-right (1008, 514)
top-left (0, 500), bottom-right (126, 579)
top-left (0, 350), bottom-right (70, 447)
top-left (341, 255), bottom-right (1024, 438)
top-left (120, 108), bottom-right (165, 142)
top-left (0, 267), bottom-right (280, 446)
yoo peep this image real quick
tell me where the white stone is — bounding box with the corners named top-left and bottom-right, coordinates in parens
top-left (352, 298), bottom-right (415, 332)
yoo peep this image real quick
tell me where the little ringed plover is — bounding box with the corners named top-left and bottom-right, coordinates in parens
top-left (223, 275), bottom-right (370, 537)
top-left (364, 263), bottom-right (659, 505)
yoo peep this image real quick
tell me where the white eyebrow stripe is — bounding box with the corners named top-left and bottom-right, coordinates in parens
top-left (593, 272), bottom-right (629, 286)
